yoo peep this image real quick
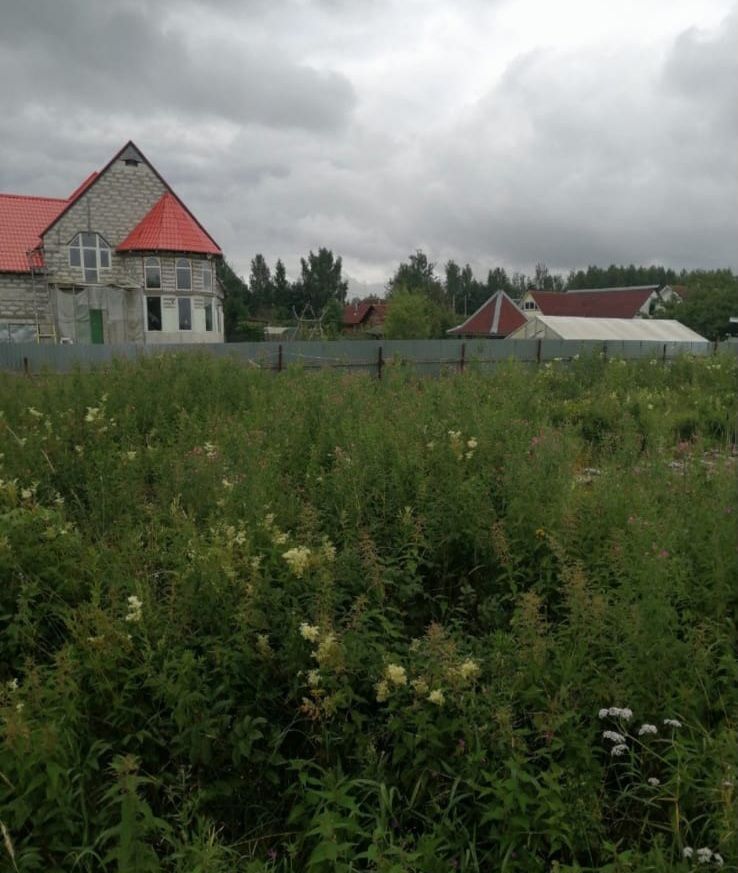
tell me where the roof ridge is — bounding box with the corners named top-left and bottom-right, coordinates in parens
top-left (0, 192), bottom-right (67, 202)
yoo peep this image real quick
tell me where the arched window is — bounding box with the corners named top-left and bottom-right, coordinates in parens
top-left (144, 257), bottom-right (161, 289)
top-left (68, 233), bottom-right (111, 283)
top-left (176, 258), bottom-right (191, 291)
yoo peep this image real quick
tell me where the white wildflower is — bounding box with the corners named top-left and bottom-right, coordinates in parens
top-left (602, 731), bottom-right (626, 743)
top-left (375, 680), bottom-right (390, 702)
top-left (282, 546), bottom-right (311, 577)
top-left (411, 677), bottom-right (429, 697)
top-left (221, 478), bottom-right (234, 489)
top-left (321, 538), bottom-right (336, 563)
top-left (459, 658), bottom-right (480, 681)
top-left (647, 777), bottom-right (660, 786)
top-left (203, 441), bottom-right (217, 458)
top-left (6, 678), bottom-right (18, 692)
top-left (15, 702), bottom-right (24, 713)
top-left (27, 407), bottom-right (43, 418)
top-left (607, 706), bottom-right (633, 720)
top-left (610, 744), bottom-right (628, 757)
top-left (663, 718), bottom-right (682, 728)
top-left (638, 723), bottom-right (658, 736)
top-left (385, 664), bottom-right (407, 687)
top-left (696, 847), bottom-right (713, 864)
top-left (299, 622), bottom-right (320, 643)
top-left (683, 847), bottom-right (694, 859)
top-left (598, 708), bottom-right (610, 719)
top-left (125, 450), bottom-right (137, 461)
top-left (714, 853), bottom-right (724, 867)
top-left (467, 438), bottom-right (478, 450)
top-left (125, 594), bottom-right (143, 623)
top-left (20, 488), bottom-right (33, 500)
top-left (307, 669), bottom-right (321, 688)
top-left (427, 689), bottom-right (445, 706)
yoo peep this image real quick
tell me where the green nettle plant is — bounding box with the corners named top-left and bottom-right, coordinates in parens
top-left (0, 352), bottom-right (736, 872)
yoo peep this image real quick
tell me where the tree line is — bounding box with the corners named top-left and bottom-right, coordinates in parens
top-left (218, 249), bottom-right (738, 341)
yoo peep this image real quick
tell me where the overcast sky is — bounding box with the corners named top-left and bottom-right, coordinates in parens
top-left (1, 0), bottom-right (735, 293)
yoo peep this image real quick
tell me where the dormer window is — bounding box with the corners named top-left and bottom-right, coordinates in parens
top-left (202, 262), bottom-right (213, 292)
top-left (68, 233), bottom-right (111, 283)
top-left (144, 257), bottom-right (161, 289)
top-left (176, 258), bottom-right (191, 291)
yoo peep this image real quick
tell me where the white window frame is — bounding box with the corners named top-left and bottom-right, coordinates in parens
top-left (146, 295), bottom-right (163, 332)
top-left (178, 296), bottom-right (192, 331)
top-left (202, 261), bottom-right (213, 291)
top-left (144, 256), bottom-right (162, 290)
top-left (176, 258), bottom-right (192, 291)
top-left (68, 233), bottom-right (112, 284)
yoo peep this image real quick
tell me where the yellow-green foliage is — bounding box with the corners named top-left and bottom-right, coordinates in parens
top-left (0, 353), bottom-right (736, 872)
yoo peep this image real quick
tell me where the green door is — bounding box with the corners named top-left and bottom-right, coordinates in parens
top-left (90, 309), bottom-right (104, 344)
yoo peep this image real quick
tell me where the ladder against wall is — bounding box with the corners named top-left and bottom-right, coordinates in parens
top-left (27, 247), bottom-right (57, 343)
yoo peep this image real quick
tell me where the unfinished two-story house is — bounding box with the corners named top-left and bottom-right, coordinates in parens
top-left (0, 141), bottom-right (224, 344)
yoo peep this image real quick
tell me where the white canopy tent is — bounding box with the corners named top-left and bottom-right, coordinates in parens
top-left (507, 316), bottom-right (708, 343)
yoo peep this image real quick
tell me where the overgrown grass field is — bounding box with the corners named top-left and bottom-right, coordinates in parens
top-left (1, 354), bottom-right (736, 872)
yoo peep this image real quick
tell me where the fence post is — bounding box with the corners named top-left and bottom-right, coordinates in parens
top-left (377, 345), bottom-right (384, 380)
top-left (712, 339), bottom-right (719, 356)
top-left (23, 356), bottom-right (29, 376)
top-left (536, 338), bottom-right (542, 365)
top-left (277, 344), bottom-right (283, 372)
top-left (460, 342), bottom-right (466, 374)
top-left (662, 343), bottom-right (667, 363)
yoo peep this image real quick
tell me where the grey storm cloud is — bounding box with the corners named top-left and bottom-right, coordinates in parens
top-left (0, 0), bottom-right (355, 131)
top-left (0, 0), bottom-right (735, 286)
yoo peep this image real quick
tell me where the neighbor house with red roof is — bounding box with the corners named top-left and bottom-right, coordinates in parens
top-left (0, 141), bottom-right (223, 344)
top-left (342, 300), bottom-right (389, 335)
top-left (518, 285), bottom-right (679, 319)
top-left (447, 290), bottom-right (527, 338)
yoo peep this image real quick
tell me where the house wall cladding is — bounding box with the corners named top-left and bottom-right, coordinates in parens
top-left (42, 158), bottom-right (167, 286)
top-left (0, 274), bottom-right (39, 320)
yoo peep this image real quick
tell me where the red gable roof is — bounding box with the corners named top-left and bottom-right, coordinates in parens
top-left (448, 291), bottom-right (527, 337)
top-left (0, 194), bottom-right (67, 272)
top-left (342, 301), bottom-right (388, 326)
top-left (530, 287), bottom-right (656, 318)
top-left (116, 192), bottom-right (221, 255)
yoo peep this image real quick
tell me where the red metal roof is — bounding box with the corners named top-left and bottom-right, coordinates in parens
top-left (529, 288), bottom-right (656, 318)
top-left (448, 291), bottom-right (527, 337)
top-left (342, 301), bottom-right (388, 326)
top-left (0, 194), bottom-right (67, 272)
top-left (116, 192), bottom-right (221, 255)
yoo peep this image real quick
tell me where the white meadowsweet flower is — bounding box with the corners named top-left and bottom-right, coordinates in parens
top-left (602, 731), bottom-right (626, 743)
top-left (306, 669), bottom-right (321, 688)
top-left (375, 680), bottom-right (390, 702)
top-left (6, 678), bottom-right (19, 692)
top-left (647, 777), bottom-right (660, 786)
top-left (427, 689), bottom-right (445, 706)
top-left (299, 622), bottom-right (320, 643)
top-left (125, 594), bottom-right (143, 623)
top-left (125, 451), bottom-right (137, 461)
top-left (598, 708), bottom-right (610, 719)
top-left (385, 664), bottom-right (407, 687)
top-left (663, 718), bottom-right (682, 728)
top-left (84, 407), bottom-right (101, 422)
top-left (638, 723), bottom-right (658, 736)
top-left (282, 546), bottom-right (311, 577)
top-left (610, 744), bottom-right (628, 757)
top-left (459, 658), bottom-right (480, 681)
top-left (467, 438), bottom-right (478, 450)
top-left (696, 847), bottom-right (713, 864)
top-left (682, 847), bottom-right (693, 859)
top-left (713, 853), bottom-right (724, 867)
